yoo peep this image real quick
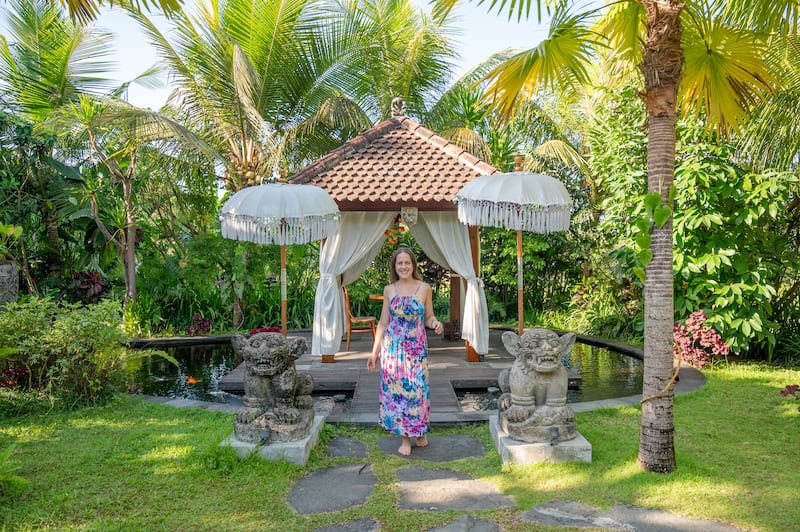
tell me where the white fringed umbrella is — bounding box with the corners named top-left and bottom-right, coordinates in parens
top-left (220, 182), bottom-right (340, 336)
top-left (455, 171), bottom-right (571, 335)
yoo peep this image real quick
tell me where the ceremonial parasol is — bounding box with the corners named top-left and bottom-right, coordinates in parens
top-left (454, 171), bottom-right (571, 335)
top-left (220, 182), bottom-right (340, 336)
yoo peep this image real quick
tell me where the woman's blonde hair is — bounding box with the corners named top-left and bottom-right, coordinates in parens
top-left (389, 247), bottom-right (421, 282)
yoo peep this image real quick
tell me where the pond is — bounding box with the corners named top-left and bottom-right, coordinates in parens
top-left (131, 340), bottom-right (643, 408)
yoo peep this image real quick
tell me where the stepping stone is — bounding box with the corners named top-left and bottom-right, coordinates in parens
top-left (313, 517), bottom-right (380, 532)
top-left (396, 466), bottom-right (513, 511)
top-left (604, 504), bottom-right (742, 532)
top-left (427, 515), bottom-right (500, 531)
top-left (327, 437), bottom-right (368, 458)
top-left (522, 500), bottom-right (742, 531)
top-left (522, 500), bottom-right (628, 530)
top-left (289, 463), bottom-right (376, 514)
top-left (378, 435), bottom-right (485, 462)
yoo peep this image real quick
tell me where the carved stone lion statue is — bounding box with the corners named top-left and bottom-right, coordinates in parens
top-left (231, 332), bottom-right (314, 444)
top-left (498, 328), bottom-right (578, 443)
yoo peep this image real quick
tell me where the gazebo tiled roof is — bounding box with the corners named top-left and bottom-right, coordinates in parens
top-left (289, 111), bottom-right (499, 211)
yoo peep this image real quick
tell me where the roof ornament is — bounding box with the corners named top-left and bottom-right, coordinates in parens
top-left (391, 97), bottom-right (406, 117)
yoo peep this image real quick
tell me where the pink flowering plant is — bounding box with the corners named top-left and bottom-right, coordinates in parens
top-left (780, 384), bottom-right (799, 413)
top-left (248, 326), bottom-right (280, 335)
top-left (673, 310), bottom-right (731, 368)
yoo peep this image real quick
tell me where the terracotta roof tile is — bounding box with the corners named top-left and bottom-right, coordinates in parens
top-left (290, 116), bottom-right (499, 211)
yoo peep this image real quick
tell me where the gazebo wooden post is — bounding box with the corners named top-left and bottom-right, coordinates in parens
top-left (465, 225), bottom-right (481, 362)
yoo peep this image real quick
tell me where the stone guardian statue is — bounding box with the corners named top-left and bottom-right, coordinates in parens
top-left (498, 328), bottom-right (578, 443)
top-left (231, 332), bottom-right (314, 444)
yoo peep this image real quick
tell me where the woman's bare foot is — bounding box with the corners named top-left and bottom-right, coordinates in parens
top-left (416, 435), bottom-right (429, 447)
top-left (398, 436), bottom-right (412, 456)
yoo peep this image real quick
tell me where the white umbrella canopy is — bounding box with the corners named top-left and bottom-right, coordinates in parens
top-left (454, 171), bottom-right (572, 335)
top-left (220, 182), bottom-right (340, 335)
top-left (455, 171), bottom-right (571, 233)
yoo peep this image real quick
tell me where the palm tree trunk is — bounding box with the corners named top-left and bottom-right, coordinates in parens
top-left (44, 204), bottom-right (61, 279)
top-left (122, 175), bottom-right (138, 303)
top-left (637, 0), bottom-right (683, 474)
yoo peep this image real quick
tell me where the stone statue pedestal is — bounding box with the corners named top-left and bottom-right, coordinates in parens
top-left (490, 414), bottom-right (591, 465)
top-left (221, 415), bottom-right (325, 466)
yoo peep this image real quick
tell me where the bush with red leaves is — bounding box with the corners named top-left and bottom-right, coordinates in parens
top-left (673, 310), bottom-right (731, 368)
top-left (185, 313), bottom-right (212, 336)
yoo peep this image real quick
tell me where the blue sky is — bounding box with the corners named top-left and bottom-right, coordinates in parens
top-left (92, 0), bottom-right (551, 109)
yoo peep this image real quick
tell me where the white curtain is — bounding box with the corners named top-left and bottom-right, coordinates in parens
top-left (312, 211), bottom-right (395, 355)
top-left (413, 212), bottom-right (489, 354)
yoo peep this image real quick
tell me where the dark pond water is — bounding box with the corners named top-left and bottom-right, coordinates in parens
top-left (132, 344), bottom-right (240, 403)
top-left (132, 340), bottom-right (643, 408)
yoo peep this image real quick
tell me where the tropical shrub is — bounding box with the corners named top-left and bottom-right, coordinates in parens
top-left (594, 86), bottom-right (799, 357)
top-left (185, 313), bottom-right (212, 336)
top-left (780, 384), bottom-right (800, 412)
top-left (0, 297), bottom-right (172, 406)
top-left (673, 310), bottom-right (731, 368)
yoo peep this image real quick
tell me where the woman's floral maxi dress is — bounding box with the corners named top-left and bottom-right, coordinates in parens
top-left (378, 292), bottom-right (430, 437)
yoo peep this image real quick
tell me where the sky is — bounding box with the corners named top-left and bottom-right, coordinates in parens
top-left (89, 0), bottom-right (552, 109)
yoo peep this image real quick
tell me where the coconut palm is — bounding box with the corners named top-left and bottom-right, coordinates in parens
top-left (124, 0), bottom-right (377, 189)
top-left (432, 0), bottom-right (796, 472)
top-left (333, 0), bottom-right (458, 120)
top-left (55, 0), bottom-right (181, 23)
top-left (0, 0), bottom-right (116, 281)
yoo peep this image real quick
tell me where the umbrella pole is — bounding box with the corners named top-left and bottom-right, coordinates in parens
top-left (517, 229), bottom-right (524, 336)
top-left (281, 244), bottom-right (287, 337)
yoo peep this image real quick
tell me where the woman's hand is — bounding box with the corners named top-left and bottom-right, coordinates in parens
top-left (433, 320), bottom-right (443, 335)
top-left (367, 353), bottom-right (379, 371)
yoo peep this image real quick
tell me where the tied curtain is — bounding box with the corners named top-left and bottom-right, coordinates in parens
top-left (413, 212), bottom-right (489, 355)
top-left (312, 212), bottom-right (395, 355)
top-left (311, 210), bottom-right (489, 357)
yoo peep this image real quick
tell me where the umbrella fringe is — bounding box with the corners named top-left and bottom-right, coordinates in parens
top-left (220, 213), bottom-right (339, 245)
top-left (457, 200), bottom-right (571, 233)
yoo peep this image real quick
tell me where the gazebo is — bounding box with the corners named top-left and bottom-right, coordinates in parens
top-left (290, 98), bottom-right (499, 363)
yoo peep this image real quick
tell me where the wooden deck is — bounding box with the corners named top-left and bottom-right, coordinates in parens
top-left (218, 329), bottom-right (518, 414)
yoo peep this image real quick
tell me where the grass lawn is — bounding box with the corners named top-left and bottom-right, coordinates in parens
top-left (1, 363), bottom-right (798, 531)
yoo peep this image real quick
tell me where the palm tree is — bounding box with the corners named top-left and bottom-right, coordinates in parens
top-left (0, 0), bottom-right (116, 281)
top-left (335, 0), bottom-right (458, 120)
top-left (125, 0), bottom-right (377, 189)
top-left (433, 0), bottom-right (795, 472)
top-left (55, 0), bottom-right (181, 23)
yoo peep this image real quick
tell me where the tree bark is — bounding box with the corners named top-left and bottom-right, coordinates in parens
top-left (122, 173), bottom-right (138, 303)
top-left (637, 0), bottom-right (683, 474)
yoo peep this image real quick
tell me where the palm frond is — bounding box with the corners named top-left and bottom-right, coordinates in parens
top-left (592, 0), bottom-right (644, 66)
top-left (442, 126), bottom-right (493, 160)
top-left (533, 138), bottom-right (589, 175)
top-left (680, 12), bottom-right (775, 131)
top-left (719, 0), bottom-right (799, 34)
top-left (481, 6), bottom-right (601, 119)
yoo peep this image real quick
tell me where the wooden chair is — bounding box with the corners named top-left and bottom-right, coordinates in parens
top-left (343, 287), bottom-right (376, 351)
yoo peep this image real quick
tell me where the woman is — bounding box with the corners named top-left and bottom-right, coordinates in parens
top-left (367, 247), bottom-right (444, 456)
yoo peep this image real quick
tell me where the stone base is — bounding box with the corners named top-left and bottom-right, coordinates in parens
top-left (221, 415), bottom-right (325, 466)
top-left (489, 414), bottom-right (591, 464)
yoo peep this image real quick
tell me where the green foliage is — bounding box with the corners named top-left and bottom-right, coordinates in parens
top-left (593, 86), bottom-right (799, 356)
top-left (0, 297), bottom-right (173, 406)
top-left (0, 444), bottom-right (29, 497)
top-left (673, 124), bottom-right (798, 356)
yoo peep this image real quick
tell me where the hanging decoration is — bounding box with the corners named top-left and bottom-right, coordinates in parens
top-left (383, 213), bottom-right (406, 245)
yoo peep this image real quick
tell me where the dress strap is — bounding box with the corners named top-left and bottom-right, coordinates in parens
top-left (413, 281), bottom-right (423, 295)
